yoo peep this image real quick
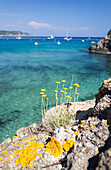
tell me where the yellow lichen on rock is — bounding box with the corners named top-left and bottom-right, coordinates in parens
top-left (0, 150), bottom-right (8, 155)
top-left (3, 157), bottom-right (10, 162)
top-left (73, 131), bottom-right (79, 139)
top-left (45, 136), bottom-right (62, 158)
top-left (63, 139), bottom-right (76, 152)
top-left (29, 163), bottom-right (35, 168)
top-left (13, 135), bottom-right (18, 141)
top-left (14, 141), bottom-right (44, 167)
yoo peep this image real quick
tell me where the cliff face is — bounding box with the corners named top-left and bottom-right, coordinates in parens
top-left (88, 29), bottom-right (111, 54)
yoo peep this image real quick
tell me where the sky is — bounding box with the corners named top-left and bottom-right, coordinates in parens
top-left (0, 0), bottom-right (111, 37)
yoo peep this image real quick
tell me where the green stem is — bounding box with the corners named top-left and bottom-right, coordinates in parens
top-left (73, 88), bottom-right (77, 113)
top-left (60, 93), bottom-right (63, 104)
top-left (46, 100), bottom-right (48, 111)
top-left (41, 97), bottom-right (44, 117)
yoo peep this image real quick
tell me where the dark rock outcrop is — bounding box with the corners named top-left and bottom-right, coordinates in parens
top-left (88, 29), bottom-right (111, 54)
top-left (91, 78), bottom-right (111, 125)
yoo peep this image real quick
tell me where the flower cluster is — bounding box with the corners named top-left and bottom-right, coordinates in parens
top-left (40, 79), bottom-right (80, 128)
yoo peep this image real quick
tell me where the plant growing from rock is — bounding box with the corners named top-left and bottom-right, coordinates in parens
top-left (40, 79), bottom-right (80, 129)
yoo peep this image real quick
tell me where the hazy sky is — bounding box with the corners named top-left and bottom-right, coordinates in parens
top-left (0, 0), bottom-right (111, 36)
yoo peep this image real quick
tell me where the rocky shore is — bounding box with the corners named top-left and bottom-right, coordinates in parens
top-left (87, 29), bottom-right (111, 55)
top-left (0, 78), bottom-right (111, 170)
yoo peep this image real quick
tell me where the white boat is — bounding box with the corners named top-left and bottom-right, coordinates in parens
top-left (82, 40), bottom-right (84, 42)
top-left (64, 36), bottom-right (72, 41)
top-left (16, 36), bottom-right (21, 40)
top-left (47, 35), bottom-right (54, 40)
top-left (64, 31), bottom-right (72, 41)
top-left (64, 37), bottom-right (68, 40)
top-left (51, 35), bottom-right (54, 39)
top-left (57, 41), bottom-right (61, 45)
top-left (35, 42), bottom-right (38, 45)
top-left (88, 37), bottom-right (90, 40)
top-left (91, 41), bottom-right (95, 44)
top-left (16, 32), bottom-right (21, 40)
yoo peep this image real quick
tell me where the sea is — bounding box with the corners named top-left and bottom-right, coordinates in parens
top-left (0, 36), bottom-right (111, 143)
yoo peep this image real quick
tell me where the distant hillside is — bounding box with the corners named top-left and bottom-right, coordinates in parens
top-left (0, 30), bottom-right (31, 36)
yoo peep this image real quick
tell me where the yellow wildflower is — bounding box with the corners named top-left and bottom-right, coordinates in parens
top-left (56, 82), bottom-right (60, 84)
top-left (41, 89), bottom-right (46, 92)
top-left (69, 97), bottom-right (72, 100)
top-left (42, 94), bottom-right (46, 98)
top-left (63, 88), bottom-right (68, 91)
top-left (73, 84), bottom-right (80, 88)
top-left (55, 90), bottom-right (58, 93)
top-left (56, 98), bottom-right (58, 101)
top-left (62, 80), bottom-right (66, 83)
top-left (64, 92), bottom-right (67, 95)
top-left (76, 93), bottom-right (79, 95)
top-left (40, 92), bottom-right (44, 95)
top-left (66, 96), bottom-right (70, 98)
top-left (60, 90), bottom-right (64, 93)
top-left (45, 136), bottom-right (62, 158)
top-left (69, 87), bottom-right (73, 90)
top-left (49, 166), bottom-right (52, 169)
top-left (46, 98), bottom-right (49, 100)
top-left (63, 139), bottom-right (76, 152)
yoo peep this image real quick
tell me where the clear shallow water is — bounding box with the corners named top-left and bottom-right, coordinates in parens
top-left (0, 37), bottom-right (111, 143)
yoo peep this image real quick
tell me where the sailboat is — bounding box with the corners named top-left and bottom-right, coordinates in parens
top-left (16, 32), bottom-right (21, 40)
top-left (64, 32), bottom-right (72, 41)
top-left (47, 35), bottom-right (54, 40)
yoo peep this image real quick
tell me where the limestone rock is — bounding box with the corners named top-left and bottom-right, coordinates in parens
top-left (88, 29), bottom-right (111, 54)
top-left (91, 78), bottom-right (111, 125)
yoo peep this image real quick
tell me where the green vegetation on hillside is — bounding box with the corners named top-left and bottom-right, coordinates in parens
top-left (0, 30), bottom-right (30, 36)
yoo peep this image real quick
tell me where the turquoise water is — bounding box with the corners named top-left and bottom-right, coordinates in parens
top-left (0, 37), bottom-right (111, 143)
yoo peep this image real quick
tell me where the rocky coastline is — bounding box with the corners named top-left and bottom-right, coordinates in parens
top-left (87, 29), bottom-right (111, 55)
top-left (0, 78), bottom-right (111, 170)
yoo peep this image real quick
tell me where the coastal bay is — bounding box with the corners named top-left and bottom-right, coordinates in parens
top-left (0, 37), bottom-right (110, 144)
